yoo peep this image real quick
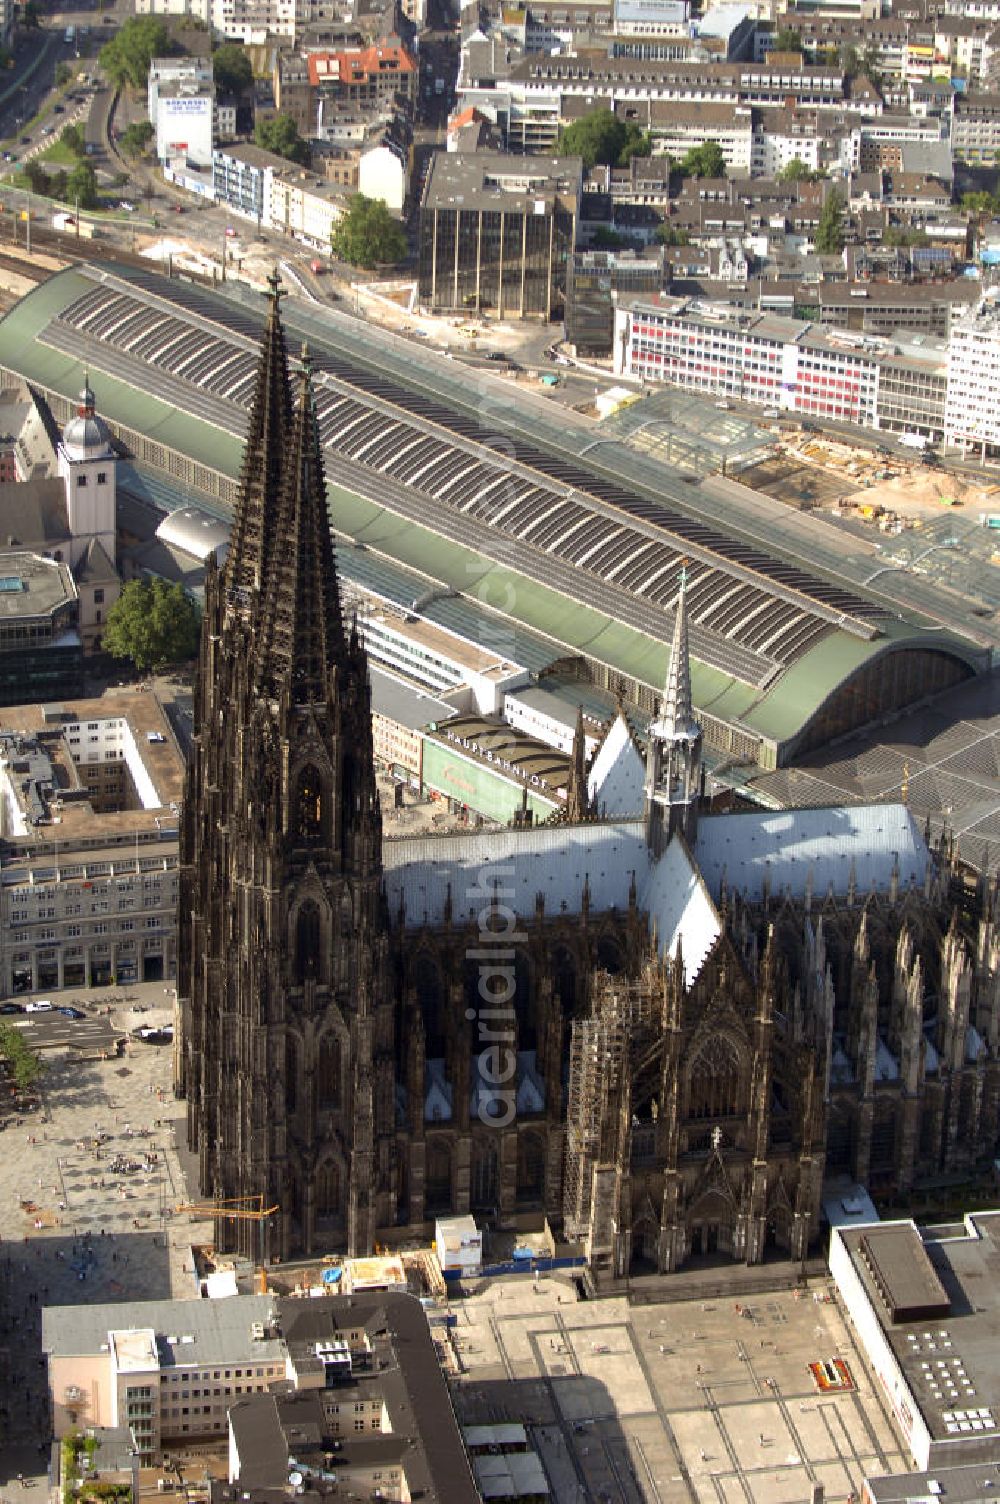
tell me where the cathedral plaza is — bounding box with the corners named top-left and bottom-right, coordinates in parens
top-left (0, 980), bottom-right (913, 1501)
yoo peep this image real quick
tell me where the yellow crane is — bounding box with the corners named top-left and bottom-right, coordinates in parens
top-left (174, 1194), bottom-right (279, 1293)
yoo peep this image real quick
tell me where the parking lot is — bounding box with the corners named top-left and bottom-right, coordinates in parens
top-left (448, 1278), bottom-right (910, 1503)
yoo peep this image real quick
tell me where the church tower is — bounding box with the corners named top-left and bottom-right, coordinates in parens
top-left (56, 378), bottom-right (117, 571)
top-left (177, 280), bottom-right (391, 1262)
top-left (644, 568), bottom-right (702, 856)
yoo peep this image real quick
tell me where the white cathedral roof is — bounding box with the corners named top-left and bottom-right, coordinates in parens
top-left (383, 805), bottom-right (932, 957)
top-left (383, 821), bottom-right (647, 926)
top-left (587, 713), bottom-right (645, 819)
top-left (694, 803), bottom-right (928, 904)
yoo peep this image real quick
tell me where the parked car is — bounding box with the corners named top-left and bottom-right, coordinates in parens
top-left (57, 1006), bottom-right (86, 1019)
top-left (133, 1025), bottom-right (173, 1044)
top-left (25, 1000), bottom-right (53, 1012)
top-left (0, 1002), bottom-right (25, 1015)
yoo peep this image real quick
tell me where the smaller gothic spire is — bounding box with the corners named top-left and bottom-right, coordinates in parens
top-left (652, 565), bottom-right (699, 742)
top-left (565, 705), bottom-right (593, 822)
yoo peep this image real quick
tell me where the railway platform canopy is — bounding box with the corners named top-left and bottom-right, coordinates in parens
top-left (0, 262), bottom-right (988, 770)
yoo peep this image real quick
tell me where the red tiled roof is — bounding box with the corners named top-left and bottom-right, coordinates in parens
top-left (307, 42), bottom-right (416, 86)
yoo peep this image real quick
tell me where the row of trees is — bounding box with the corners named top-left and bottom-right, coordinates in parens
top-left (555, 113), bottom-right (731, 180)
top-left (99, 17), bottom-right (169, 90)
top-left (24, 124), bottom-right (98, 207)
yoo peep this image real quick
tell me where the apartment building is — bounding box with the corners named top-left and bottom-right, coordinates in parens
top-left (0, 693), bottom-right (183, 997)
top-left (951, 92), bottom-right (1000, 162)
top-left (944, 297), bottom-right (1000, 456)
top-left (614, 296), bottom-right (950, 439)
top-left (306, 41), bottom-right (417, 110)
top-left (268, 168), bottom-right (348, 247)
top-left (212, 143), bottom-right (285, 225)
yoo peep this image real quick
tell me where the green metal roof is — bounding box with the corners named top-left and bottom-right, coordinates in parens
top-left (0, 266), bottom-right (985, 759)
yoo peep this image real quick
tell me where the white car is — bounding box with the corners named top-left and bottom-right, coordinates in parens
top-left (119, 200), bottom-right (135, 212)
top-left (25, 1000), bottom-right (53, 1012)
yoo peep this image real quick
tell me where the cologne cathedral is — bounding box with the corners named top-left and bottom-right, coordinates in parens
top-left (177, 281), bottom-right (1000, 1277)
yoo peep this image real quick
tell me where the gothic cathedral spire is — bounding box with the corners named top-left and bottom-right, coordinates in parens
top-left (644, 567), bottom-right (703, 855)
top-left (178, 285), bottom-right (390, 1265)
top-left (224, 269), bottom-right (293, 609)
top-left (255, 346), bottom-right (345, 700)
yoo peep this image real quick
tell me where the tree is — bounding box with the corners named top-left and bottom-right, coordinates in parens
top-left (778, 156), bottom-right (818, 183)
top-left (655, 222), bottom-right (689, 246)
top-left (0, 1024), bottom-right (42, 1093)
top-left (66, 159), bottom-right (98, 208)
top-left (556, 107), bottom-right (650, 169)
top-left (120, 119), bottom-right (155, 157)
top-left (60, 122), bottom-right (86, 157)
top-left (23, 159), bottom-right (50, 194)
top-left (773, 27), bottom-right (802, 51)
top-left (213, 42), bottom-right (252, 95)
top-left (55, 61), bottom-right (74, 87)
top-left (254, 113), bottom-right (310, 165)
top-left (839, 43), bottom-right (859, 76)
top-left (22, 1), bottom-right (40, 26)
top-left (679, 140), bottom-right (726, 179)
top-left (104, 578), bottom-right (201, 671)
top-left (815, 186), bottom-right (846, 254)
top-left (98, 17), bottom-right (169, 90)
top-left (884, 224), bottom-right (928, 247)
top-left (330, 193), bottom-right (406, 268)
top-left (591, 225), bottom-right (625, 248)
top-left (962, 190), bottom-right (1000, 216)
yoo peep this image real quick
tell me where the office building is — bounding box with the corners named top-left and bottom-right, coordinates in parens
top-left (418, 152), bottom-right (581, 319)
top-left (615, 296), bottom-right (952, 439)
top-left (0, 554), bottom-right (81, 708)
top-left (0, 692), bottom-right (183, 997)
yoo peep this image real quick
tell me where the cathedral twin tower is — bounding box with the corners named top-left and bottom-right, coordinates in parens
top-left (177, 277), bottom-right (390, 1261)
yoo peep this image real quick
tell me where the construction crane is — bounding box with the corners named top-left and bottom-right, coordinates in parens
top-left (174, 1194), bottom-right (279, 1293)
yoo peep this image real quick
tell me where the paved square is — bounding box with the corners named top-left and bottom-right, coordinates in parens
top-left (449, 1279), bottom-right (911, 1502)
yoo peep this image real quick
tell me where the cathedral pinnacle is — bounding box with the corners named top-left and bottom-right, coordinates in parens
top-left (255, 339), bottom-right (346, 700)
top-left (652, 565), bottom-right (699, 743)
top-left (224, 269), bottom-right (293, 609)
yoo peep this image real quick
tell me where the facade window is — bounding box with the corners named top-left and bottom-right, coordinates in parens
top-left (77, 474), bottom-right (87, 487)
top-left (94, 589), bottom-right (105, 605)
top-left (97, 472), bottom-right (107, 484)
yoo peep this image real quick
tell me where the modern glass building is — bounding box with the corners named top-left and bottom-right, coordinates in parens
top-left (418, 152), bottom-right (581, 320)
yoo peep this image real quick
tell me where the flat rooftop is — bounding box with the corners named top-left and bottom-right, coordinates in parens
top-left (840, 1216), bottom-right (1000, 1447)
top-left (0, 689), bottom-right (184, 850)
top-left (0, 552), bottom-right (76, 622)
top-left (422, 150), bottom-right (583, 211)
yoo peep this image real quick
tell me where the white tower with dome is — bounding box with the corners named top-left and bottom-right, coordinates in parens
top-left (56, 378), bottom-right (117, 570)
